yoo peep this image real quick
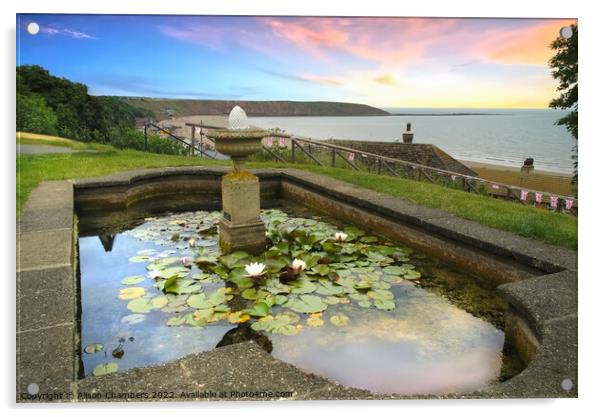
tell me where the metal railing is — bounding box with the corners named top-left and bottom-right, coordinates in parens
top-left (146, 121), bottom-right (577, 214)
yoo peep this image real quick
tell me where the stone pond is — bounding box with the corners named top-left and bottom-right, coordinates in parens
top-left (16, 167), bottom-right (578, 401)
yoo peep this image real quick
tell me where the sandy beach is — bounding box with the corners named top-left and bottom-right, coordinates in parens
top-left (460, 160), bottom-right (576, 197)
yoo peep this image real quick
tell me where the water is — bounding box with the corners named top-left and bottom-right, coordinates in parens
top-left (250, 108), bottom-right (575, 174)
top-left (78, 204), bottom-right (513, 395)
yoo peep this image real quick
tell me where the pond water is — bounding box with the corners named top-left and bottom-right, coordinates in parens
top-left (78, 203), bottom-right (519, 395)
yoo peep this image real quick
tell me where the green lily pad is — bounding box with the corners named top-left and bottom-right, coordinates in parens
top-left (219, 251), bottom-right (250, 269)
top-left (274, 295), bottom-right (288, 305)
top-left (92, 362), bottom-right (119, 376)
top-left (324, 296), bottom-right (342, 304)
top-left (166, 313), bottom-right (203, 327)
top-left (382, 266), bottom-right (406, 275)
top-left (246, 301), bottom-right (270, 317)
top-left (285, 295), bottom-right (327, 314)
top-left (315, 281), bottom-right (345, 296)
top-left (129, 255), bottom-right (150, 263)
top-left (374, 298), bottom-right (396, 310)
top-left (164, 278), bottom-right (200, 294)
top-left (404, 270), bottom-right (422, 280)
top-left (226, 268), bottom-right (255, 289)
top-left (126, 298), bottom-right (154, 313)
top-left (310, 264), bottom-right (331, 276)
top-left (290, 278), bottom-right (318, 294)
top-left (265, 278), bottom-right (291, 295)
top-left (121, 275), bottom-right (145, 285)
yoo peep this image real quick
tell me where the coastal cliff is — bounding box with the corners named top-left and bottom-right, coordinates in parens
top-left (115, 97), bottom-right (390, 120)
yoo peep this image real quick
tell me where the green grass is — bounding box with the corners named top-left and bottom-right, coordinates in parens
top-left (17, 148), bottom-right (228, 214)
top-left (261, 164), bottom-right (576, 249)
top-left (16, 136), bottom-right (577, 249)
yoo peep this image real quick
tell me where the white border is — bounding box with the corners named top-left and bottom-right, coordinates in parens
top-left (3, 1), bottom-right (600, 416)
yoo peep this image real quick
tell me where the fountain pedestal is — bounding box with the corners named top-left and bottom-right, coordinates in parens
top-left (219, 171), bottom-right (266, 254)
top-left (206, 105), bottom-right (269, 255)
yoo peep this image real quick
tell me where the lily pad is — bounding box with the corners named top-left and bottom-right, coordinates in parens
top-left (118, 287), bottom-right (146, 300)
top-left (310, 264), bottom-right (331, 276)
top-left (228, 311), bottom-right (251, 324)
top-left (126, 298), bottom-right (154, 313)
top-left (84, 343), bottom-right (103, 354)
top-left (219, 251), bottom-right (250, 269)
top-left (285, 295), bottom-right (327, 314)
top-left (246, 301), bottom-right (270, 317)
top-left (290, 278), bottom-right (318, 294)
top-left (128, 255), bottom-right (150, 263)
top-left (330, 314), bottom-right (350, 326)
top-left (315, 281), bottom-right (345, 296)
top-left (92, 362), bottom-right (119, 376)
top-left (374, 298), bottom-right (396, 310)
top-left (404, 270), bottom-right (422, 280)
top-left (121, 275), bottom-right (145, 285)
top-left (307, 315), bottom-right (324, 327)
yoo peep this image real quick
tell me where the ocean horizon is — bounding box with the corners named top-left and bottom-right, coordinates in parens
top-left (251, 108), bottom-right (575, 174)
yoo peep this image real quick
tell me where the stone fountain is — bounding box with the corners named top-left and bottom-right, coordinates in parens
top-left (206, 106), bottom-right (269, 254)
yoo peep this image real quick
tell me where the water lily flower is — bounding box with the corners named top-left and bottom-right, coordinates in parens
top-left (334, 232), bottom-right (348, 243)
top-left (188, 238), bottom-right (197, 248)
top-left (245, 262), bottom-right (267, 279)
top-left (291, 259), bottom-right (307, 273)
top-left (182, 256), bottom-right (191, 267)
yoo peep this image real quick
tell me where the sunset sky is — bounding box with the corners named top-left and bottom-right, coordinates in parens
top-left (16, 14), bottom-right (576, 109)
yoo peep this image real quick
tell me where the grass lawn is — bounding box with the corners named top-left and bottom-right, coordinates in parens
top-left (17, 134), bottom-right (577, 249)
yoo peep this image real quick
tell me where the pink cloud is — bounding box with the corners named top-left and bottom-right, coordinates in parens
top-left (471, 19), bottom-right (577, 65)
top-left (261, 17), bottom-right (464, 65)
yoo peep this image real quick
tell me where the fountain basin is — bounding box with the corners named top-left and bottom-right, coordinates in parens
top-left (16, 167), bottom-right (577, 401)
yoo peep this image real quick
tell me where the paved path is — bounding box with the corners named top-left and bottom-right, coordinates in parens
top-left (18, 144), bottom-right (77, 154)
top-left (18, 144), bottom-right (98, 155)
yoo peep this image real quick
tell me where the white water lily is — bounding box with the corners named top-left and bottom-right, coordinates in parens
top-left (334, 232), bottom-right (348, 243)
top-left (245, 262), bottom-right (267, 278)
top-left (291, 259), bottom-right (307, 273)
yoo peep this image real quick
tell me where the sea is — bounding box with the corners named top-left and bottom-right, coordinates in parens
top-left (250, 108), bottom-right (575, 174)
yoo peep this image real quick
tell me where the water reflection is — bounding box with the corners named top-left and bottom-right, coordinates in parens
top-left (79, 207), bottom-right (507, 395)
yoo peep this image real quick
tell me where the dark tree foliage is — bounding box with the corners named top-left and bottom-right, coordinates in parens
top-left (548, 24), bottom-right (578, 181)
top-left (16, 65), bottom-right (167, 152)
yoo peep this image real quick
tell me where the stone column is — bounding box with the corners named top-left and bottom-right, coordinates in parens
top-left (219, 171), bottom-right (266, 254)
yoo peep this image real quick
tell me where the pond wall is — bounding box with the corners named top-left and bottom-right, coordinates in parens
top-left (16, 167), bottom-right (577, 401)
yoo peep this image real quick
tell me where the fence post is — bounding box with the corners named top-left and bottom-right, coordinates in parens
top-left (377, 158), bottom-right (382, 175)
top-left (190, 125), bottom-right (195, 157)
top-left (331, 148), bottom-right (336, 167)
top-left (291, 139), bottom-right (296, 163)
top-left (143, 123), bottom-right (148, 151)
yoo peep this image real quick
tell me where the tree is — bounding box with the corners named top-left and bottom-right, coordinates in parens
top-left (16, 93), bottom-right (58, 135)
top-left (549, 24), bottom-right (577, 182)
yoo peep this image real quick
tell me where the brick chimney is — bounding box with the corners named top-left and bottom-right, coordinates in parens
top-left (402, 122), bottom-right (414, 143)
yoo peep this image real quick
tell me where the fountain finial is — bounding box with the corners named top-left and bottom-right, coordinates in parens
top-left (228, 105), bottom-right (250, 130)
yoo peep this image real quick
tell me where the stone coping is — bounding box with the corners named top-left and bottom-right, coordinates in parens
top-left (16, 167), bottom-right (577, 402)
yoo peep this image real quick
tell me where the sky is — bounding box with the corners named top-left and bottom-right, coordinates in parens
top-left (16, 14), bottom-right (576, 109)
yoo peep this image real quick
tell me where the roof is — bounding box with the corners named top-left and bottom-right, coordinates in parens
top-left (326, 140), bottom-right (478, 177)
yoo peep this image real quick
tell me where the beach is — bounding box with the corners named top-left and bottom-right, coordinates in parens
top-left (460, 160), bottom-right (576, 197)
